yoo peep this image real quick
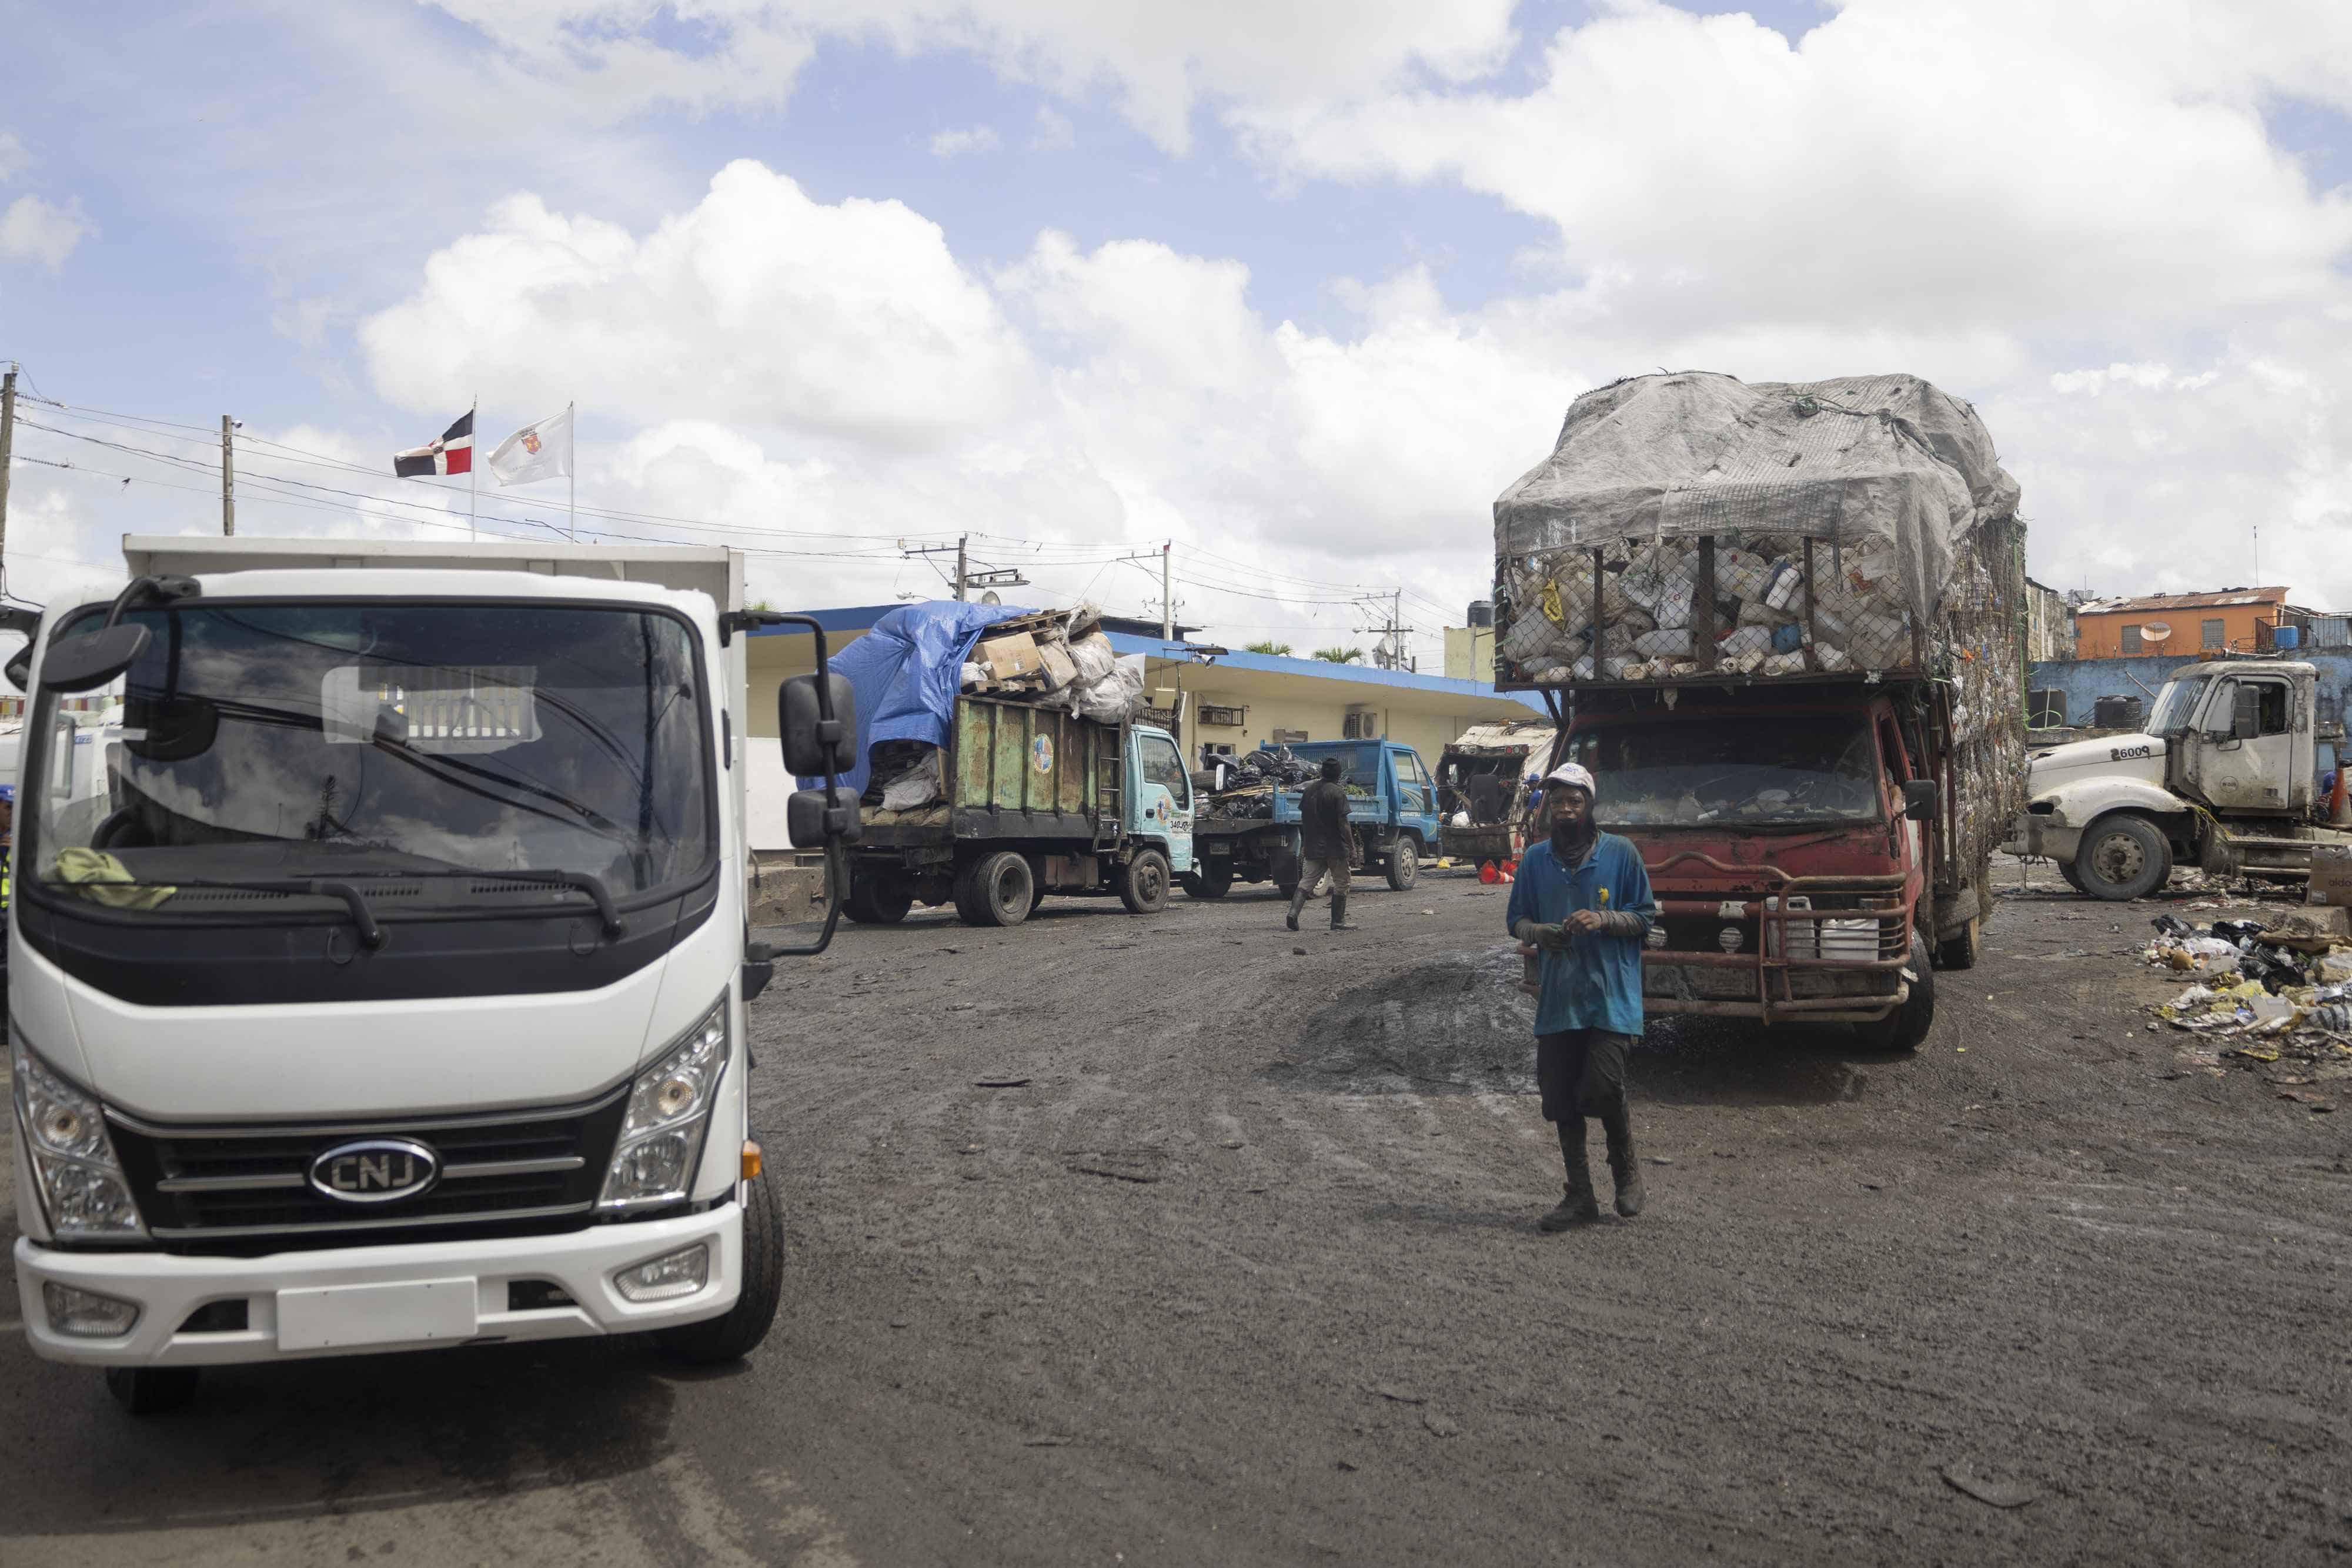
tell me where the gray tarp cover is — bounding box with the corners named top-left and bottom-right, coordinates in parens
top-left (1493, 372), bottom-right (2020, 624)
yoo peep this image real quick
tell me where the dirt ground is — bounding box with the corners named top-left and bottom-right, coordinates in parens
top-left (4, 861), bottom-right (2348, 1566)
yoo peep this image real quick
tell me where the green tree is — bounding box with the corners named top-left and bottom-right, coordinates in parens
top-left (1244, 639), bottom-right (1295, 656)
top-left (1312, 646), bottom-right (1365, 664)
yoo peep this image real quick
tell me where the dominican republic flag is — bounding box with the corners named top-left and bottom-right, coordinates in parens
top-left (393, 411), bottom-right (474, 477)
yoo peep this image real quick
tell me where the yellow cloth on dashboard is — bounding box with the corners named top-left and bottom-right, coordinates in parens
top-left (49, 847), bottom-right (175, 910)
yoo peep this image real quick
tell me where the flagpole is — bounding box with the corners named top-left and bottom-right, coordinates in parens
top-left (468, 394), bottom-right (479, 541)
top-left (567, 400), bottom-right (576, 541)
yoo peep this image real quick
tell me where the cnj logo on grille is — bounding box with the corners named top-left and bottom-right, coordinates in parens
top-left (308, 1138), bottom-right (440, 1205)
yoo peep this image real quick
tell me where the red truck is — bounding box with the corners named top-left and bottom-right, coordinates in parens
top-left (1492, 373), bottom-right (2027, 1049)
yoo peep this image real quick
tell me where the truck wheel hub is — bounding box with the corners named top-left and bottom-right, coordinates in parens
top-left (2092, 835), bottom-right (2144, 879)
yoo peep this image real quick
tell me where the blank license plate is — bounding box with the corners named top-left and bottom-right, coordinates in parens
top-left (277, 1278), bottom-right (478, 1352)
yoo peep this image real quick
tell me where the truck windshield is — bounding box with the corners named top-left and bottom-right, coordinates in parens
top-left (25, 601), bottom-right (714, 907)
top-left (1568, 717), bottom-right (1882, 827)
top-left (2145, 678), bottom-right (2204, 737)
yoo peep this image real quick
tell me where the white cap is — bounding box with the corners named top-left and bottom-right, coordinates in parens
top-left (1546, 761), bottom-right (1597, 798)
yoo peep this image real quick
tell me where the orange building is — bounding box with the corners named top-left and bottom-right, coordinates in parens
top-left (2071, 587), bottom-right (2290, 660)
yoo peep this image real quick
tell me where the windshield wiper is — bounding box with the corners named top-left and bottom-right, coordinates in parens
top-left (61, 877), bottom-right (389, 949)
top-left (341, 866), bottom-right (626, 940)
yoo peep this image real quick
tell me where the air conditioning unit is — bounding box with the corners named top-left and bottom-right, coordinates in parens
top-left (1270, 727), bottom-right (1309, 744)
top-left (1341, 708), bottom-right (1379, 740)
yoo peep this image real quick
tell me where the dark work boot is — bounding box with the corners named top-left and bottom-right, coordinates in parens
top-left (1603, 1110), bottom-right (1646, 1218)
top-left (1329, 890), bottom-right (1357, 932)
top-left (1540, 1120), bottom-right (1602, 1232)
top-left (1285, 882), bottom-right (1304, 932)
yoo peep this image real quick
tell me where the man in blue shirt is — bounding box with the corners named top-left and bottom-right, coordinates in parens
top-left (1506, 762), bottom-right (1657, 1230)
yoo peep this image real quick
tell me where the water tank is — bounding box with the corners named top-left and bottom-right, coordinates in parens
top-left (2275, 624), bottom-right (2301, 650)
top-left (2093, 694), bottom-right (2144, 730)
top-left (1466, 600), bottom-right (1495, 628)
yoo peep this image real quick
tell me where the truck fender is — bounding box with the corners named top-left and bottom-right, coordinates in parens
top-left (2036, 777), bottom-right (2194, 847)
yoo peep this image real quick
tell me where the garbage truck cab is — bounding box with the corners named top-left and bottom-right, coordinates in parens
top-left (2005, 658), bottom-right (2352, 898)
top-left (8, 537), bottom-right (864, 1413)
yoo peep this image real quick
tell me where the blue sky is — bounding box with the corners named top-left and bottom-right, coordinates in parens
top-left (3, 1), bottom-right (2349, 655)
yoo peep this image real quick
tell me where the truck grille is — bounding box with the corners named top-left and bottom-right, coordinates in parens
top-left (106, 1086), bottom-right (629, 1254)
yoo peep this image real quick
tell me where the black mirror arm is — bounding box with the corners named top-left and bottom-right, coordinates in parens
top-left (756, 613), bottom-right (850, 960)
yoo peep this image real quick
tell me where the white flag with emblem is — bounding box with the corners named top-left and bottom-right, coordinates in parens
top-left (485, 404), bottom-right (574, 487)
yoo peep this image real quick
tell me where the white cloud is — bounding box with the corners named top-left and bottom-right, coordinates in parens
top-left (1030, 105), bottom-right (1075, 151)
top-left (0, 193), bottom-right (92, 269)
top-left (424, 0), bottom-right (1516, 153)
top-left (360, 161), bottom-right (1031, 449)
top-left (928, 124), bottom-right (1001, 158)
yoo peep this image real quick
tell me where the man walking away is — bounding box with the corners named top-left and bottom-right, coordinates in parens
top-left (1289, 755), bottom-right (1356, 933)
top-left (1506, 762), bottom-right (1656, 1229)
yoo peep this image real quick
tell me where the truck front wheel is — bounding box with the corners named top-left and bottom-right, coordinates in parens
top-left (956, 851), bottom-right (1035, 927)
top-left (2074, 814), bottom-right (2171, 901)
top-left (661, 1162), bottom-right (785, 1365)
top-left (1859, 931), bottom-right (1936, 1052)
top-left (1384, 836), bottom-right (1421, 891)
top-left (1120, 848), bottom-right (1172, 914)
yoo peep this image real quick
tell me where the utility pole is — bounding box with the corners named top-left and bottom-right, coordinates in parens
top-left (1161, 540), bottom-right (1173, 639)
top-left (902, 535), bottom-right (975, 601)
top-left (220, 414), bottom-right (236, 536)
top-left (0, 365), bottom-right (16, 570)
top-left (956, 533), bottom-right (968, 601)
top-left (1359, 590), bottom-right (1414, 671)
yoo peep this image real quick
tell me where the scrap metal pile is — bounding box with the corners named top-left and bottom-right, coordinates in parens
top-left (2147, 911), bottom-right (2352, 1074)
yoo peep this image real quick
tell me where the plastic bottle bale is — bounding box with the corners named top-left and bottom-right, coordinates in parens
top-left (1635, 627), bottom-right (1694, 660)
top-left (1762, 651), bottom-right (1808, 676)
top-left (1718, 626), bottom-right (1772, 661)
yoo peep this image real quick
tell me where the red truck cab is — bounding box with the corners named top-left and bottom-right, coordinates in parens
top-left (1561, 683), bottom-right (1960, 1049)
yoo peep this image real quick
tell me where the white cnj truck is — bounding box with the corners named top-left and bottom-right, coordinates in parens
top-left (8, 537), bottom-right (861, 1412)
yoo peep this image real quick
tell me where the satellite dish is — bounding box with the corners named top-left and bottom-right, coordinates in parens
top-left (2141, 621), bottom-right (2172, 643)
top-left (980, 590), bottom-right (1001, 606)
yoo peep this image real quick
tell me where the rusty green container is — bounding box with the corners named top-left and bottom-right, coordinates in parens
top-left (952, 697), bottom-right (1115, 825)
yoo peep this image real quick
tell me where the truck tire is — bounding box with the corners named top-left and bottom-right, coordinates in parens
top-left (105, 1366), bottom-right (200, 1416)
top-left (1935, 915), bottom-right (1980, 971)
top-left (1384, 836), bottom-right (1421, 891)
top-left (1120, 848), bottom-right (1172, 914)
top-left (1182, 861), bottom-right (1233, 900)
top-left (2074, 814), bottom-right (2171, 901)
top-left (957, 851), bottom-right (1035, 927)
top-left (1859, 931), bottom-right (1936, 1052)
top-left (843, 868), bottom-right (913, 925)
top-left (660, 1161), bottom-right (785, 1365)
top-left (2057, 859), bottom-right (2086, 894)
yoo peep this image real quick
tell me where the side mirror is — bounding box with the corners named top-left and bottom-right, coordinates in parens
top-left (3, 645), bottom-right (30, 691)
top-left (779, 674), bottom-right (858, 777)
top-left (41, 623), bottom-right (151, 694)
top-left (2231, 684), bottom-right (2261, 740)
top-left (123, 692), bottom-right (220, 761)
top-left (787, 788), bottom-right (861, 847)
top-left (1901, 779), bottom-right (1937, 823)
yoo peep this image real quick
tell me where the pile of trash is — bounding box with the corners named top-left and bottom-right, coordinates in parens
top-left (954, 604), bottom-right (1142, 725)
top-left (2148, 911), bottom-right (2352, 1067)
top-left (1492, 372), bottom-right (2024, 688)
top-left (1203, 746), bottom-right (1374, 820)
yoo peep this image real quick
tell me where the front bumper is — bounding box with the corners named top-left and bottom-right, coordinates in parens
top-left (2002, 811), bottom-right (2082, 862)
top-left (15, 1205), bottom-right (741, 1368)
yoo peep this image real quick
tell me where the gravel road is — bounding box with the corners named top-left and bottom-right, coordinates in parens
top-left (4, 862), bottom-right (2347, 1565)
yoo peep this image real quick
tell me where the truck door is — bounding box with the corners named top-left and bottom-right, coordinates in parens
top-left (2190, 675), bottom-right (2298, 812)
top-left (1134, 730), bottom-right (1195, 872)
top-left (1391, 748), bottom-right (1438, 840)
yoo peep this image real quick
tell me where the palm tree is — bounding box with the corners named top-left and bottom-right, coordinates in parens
top-left (1244, 639), bottom-right (1295, 656)
top-left (1312, 646), bottom-right (1366, 664)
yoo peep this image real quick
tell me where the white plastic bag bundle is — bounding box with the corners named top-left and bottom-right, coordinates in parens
top-left (1071, 654), bottom-right (1146, 724)
top-left (1067, 631), bottom-right (1118, 685)
top-left (880, 748), bottom-right (943, 810)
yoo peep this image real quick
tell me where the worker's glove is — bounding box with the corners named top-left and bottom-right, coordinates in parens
top-left (1512, 918), bottom-right (1573, 951)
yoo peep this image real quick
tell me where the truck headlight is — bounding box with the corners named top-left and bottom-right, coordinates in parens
top-left (598, 999), bottom-right (729, 1212)
top-left (11, 1029), bottom-right (147, 1240)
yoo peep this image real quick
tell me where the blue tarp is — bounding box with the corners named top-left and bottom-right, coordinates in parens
top-left (801, 600), bottom-right (1034, 796)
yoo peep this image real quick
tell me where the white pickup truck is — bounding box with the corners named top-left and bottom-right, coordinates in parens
top-left (8, 536), bottom-right (861, 1412)
top-left (2004, 657), bottom-right (2350, 898)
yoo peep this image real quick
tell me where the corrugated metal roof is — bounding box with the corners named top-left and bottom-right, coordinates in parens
top-left (2074, 587), bottom-right (2290, 614)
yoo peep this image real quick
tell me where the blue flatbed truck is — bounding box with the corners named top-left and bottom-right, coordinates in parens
top-left (1186, 739), bottom-right (1441, 900)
